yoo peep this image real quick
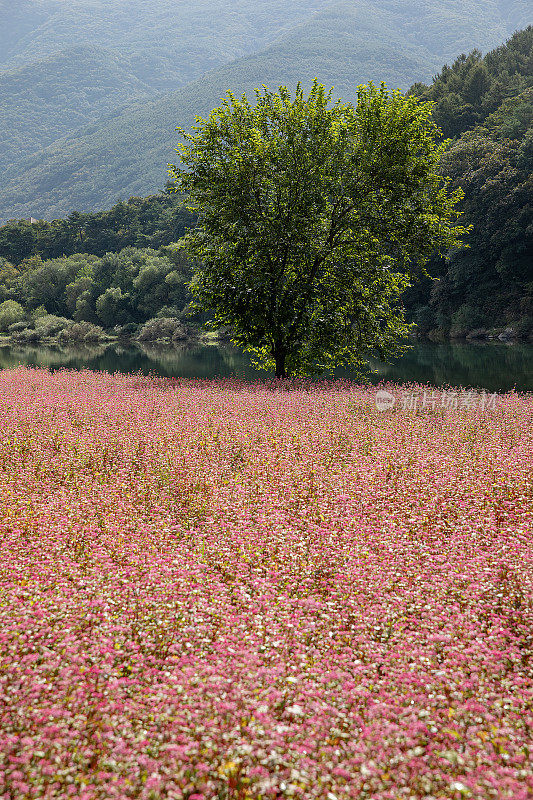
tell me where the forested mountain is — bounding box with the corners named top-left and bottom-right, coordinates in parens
top-left (0, 0), bottom-right (529, 221)
top-left (0, 46), bottom-right (152, 172)
top-left (0, 0), bottom-right (326, 85)
top-left (0, 0), bottom-right (325, 212)
top-left (410, 24), bottom-right (533, 137)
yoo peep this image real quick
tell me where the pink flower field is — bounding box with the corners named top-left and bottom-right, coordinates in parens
top-left (0, 368), bottom-right (532, 800)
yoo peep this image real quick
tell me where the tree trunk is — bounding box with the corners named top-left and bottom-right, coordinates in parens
top-left (274, 350), bottom-right (287, 379)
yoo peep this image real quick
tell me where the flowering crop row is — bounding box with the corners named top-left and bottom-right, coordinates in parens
top-left (0, 369), bottom-right (531, 799)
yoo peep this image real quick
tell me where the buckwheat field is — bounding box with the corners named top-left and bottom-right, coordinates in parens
top-left (0, 369), bottom-right (531, 800)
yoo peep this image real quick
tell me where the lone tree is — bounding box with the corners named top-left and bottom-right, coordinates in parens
top-left (170, 81), bottom-right (465, 378)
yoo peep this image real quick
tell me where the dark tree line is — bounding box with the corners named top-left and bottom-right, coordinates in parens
top-left (0, 193), bottom-right (195, 266)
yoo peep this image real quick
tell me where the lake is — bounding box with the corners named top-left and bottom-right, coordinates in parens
top-left (0, 340), bottom-right (532, 392)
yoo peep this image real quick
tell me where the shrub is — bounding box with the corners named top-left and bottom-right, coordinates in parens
top-left (137, 317), bottom-right (188, 343)
top-left (8, 320), bottom-right (32, 333)
top-left (0, 300), bottom-right (25, 332)
top-left (59, 322), bottom-right (105, 344)
top-left (10, 328), bottom-right (41, 343)
top-left (33, 314), bottom-right (71, 338)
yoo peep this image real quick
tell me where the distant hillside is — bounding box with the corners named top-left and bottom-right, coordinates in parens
top-left (0, 0), bottom-right (325, 218)
top-left (0, 0), bottom-right (326, 87)
top-left (0, 0), bottom-right (529, 222)
top-left (0, 46), bottom-right (152, 172)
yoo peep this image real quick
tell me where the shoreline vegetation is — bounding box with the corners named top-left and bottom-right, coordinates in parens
top-left (0, 323), bottom-right (531, 351)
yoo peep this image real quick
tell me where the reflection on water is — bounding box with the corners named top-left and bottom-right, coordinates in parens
top-left (362, 342), bottom-right (533, 392)
top-left (0, 341), bottom-right (258, 381)
top-left (0, 340), bottom-right (532, 392)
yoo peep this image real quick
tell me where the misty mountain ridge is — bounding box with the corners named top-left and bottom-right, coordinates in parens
top-left (0, 0), bottom-right (530, 221)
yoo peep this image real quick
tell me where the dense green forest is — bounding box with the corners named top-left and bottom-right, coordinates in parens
top-left (409, 25), bottom-right (533, 137)
top-left (0, 27), bottom-right (531, 339)
top-left (404, 27), bottom-right (533, 337)
top-left (0, 195), bottom-right (198, 341)
top-left (0, 194), bottom-right (194, 264)
top-left (0, 0), bottom-right (529, 221)
top-left (0, 246), bottom-right (194, 337)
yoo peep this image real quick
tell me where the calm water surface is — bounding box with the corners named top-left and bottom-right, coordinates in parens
top-left (0, 340), bottom-right (532, 392)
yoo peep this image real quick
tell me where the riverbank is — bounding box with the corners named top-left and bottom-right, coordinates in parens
top-left (2, 317), bottom-right (532, 352)
top-left (0, 323), bottom-right (206, 350)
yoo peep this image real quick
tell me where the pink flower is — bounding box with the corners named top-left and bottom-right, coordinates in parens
top-left (0, 368), bottom-right (531, 799)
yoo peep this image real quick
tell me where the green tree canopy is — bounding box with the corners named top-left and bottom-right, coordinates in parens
top-left (409, 27), bottom-right (533, 140)
top-left (170, 81), bottom-right (465, 377)
top-left (424, 88), bottom-right (533, 331)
